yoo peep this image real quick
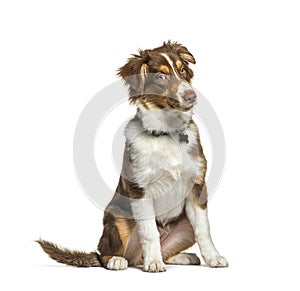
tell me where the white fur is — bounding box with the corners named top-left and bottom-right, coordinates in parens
top-left (126, 114), bottom-right (201, 271)
top-left (185, 194), bottom-right (228, 267)
top-left (130, 201), bottom-right (165, 272)
top-left (136, 105), bottom-right (192, 133)
top-left (160, 53), bottom-right (180, 79)
top-left (160, 51), bottom-right (195, 105)
top-left (123, 50), bottom-right (226, 269)
top-left (176, 82), bottom-right (194, 103)
top-left (125, 113), bottom-right (227, 269)
top-left (125, 116), bottom-right (200, 224)
top-left (107, 256), bottom-right (128, 270)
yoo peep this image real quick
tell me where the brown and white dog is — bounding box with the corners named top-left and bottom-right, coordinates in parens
top-left (38, 41), bottom-right (228, 272)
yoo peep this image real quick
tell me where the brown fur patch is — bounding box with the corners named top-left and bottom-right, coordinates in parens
top-left (36, 240), bottom-right (101, 267)
top-left (192, 184), bottom-right (208, 209)
top-left (118, 41), bottom-right (196, 99)
top-left (98, 212), bottom-right (124, 260)
top-left (115, 218), bottom-right (136, 246)
top-left (139, 94), bottom-right (174, 110)
top-left (187, 120), bottom-right (207, 179)
top-left (176, 60), bottom-right (182, 69)
top-left (160, 65), bottom-right (170, 74)
top-left (184, 120), bottom-right (208, 209)
top-left (121, 176), bottom-right (145, 199)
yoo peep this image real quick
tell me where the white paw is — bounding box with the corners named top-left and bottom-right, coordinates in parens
top-left (144, 260), bottom-right (166, 272)
top-left (205, 255), bottom-right (228, 268)
top-left (107, 256), bottom-right (128, 270)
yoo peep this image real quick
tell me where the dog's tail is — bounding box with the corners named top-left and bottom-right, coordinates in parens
top-left (36, 239), bottom-right (101, 267)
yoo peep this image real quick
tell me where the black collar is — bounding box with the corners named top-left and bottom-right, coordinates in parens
top-left (149, 130), bottom-right (169, 137)
top-left (147, 130), bottom-right (189, 144)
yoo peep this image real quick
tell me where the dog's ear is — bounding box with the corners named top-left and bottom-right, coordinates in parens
top-left (164, 41), bottom-right (196, 64)
top-left (117, 50), bottom-right (149, 94)
top-left (179, 50), bottom-right (196, 64)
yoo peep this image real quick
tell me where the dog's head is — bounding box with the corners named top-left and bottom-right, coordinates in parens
top-left (118, 41), bottom-right (197, 113)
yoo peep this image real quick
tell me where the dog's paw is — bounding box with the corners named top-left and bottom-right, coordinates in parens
top-left (144, 260), bottom-right (166, 272)
top-left (205, 255), bottom-right (228, 268)
top-left (107, 256), bottom-right (128, 270)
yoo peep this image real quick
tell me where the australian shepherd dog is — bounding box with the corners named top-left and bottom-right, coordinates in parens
top-left (38, 41), bottom-right (228, 272)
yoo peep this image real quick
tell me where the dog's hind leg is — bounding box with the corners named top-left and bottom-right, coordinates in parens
top-left (160, 216), bottom-right (198, 265)
top-left (98, 212), bottom-right (136, 270)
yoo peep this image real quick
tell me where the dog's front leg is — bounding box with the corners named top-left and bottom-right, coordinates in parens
top-left (131, 199), bottom-right (166, 272)
top-left (185, 185), bottom-right (228, 268)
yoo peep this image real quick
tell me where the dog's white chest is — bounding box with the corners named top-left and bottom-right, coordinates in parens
top-left (126, 121), bottom-right (200, 225)
top-left (131, 134), bottom-right (189, 185)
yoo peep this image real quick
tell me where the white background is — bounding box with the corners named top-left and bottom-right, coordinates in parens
top-left (1, 0), bottom-right (300, 290)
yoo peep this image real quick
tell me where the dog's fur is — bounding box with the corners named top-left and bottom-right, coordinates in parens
top-left (37, 41), bottom-right (228, 272)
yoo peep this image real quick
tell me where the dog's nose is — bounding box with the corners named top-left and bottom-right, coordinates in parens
top-left (183, 90), bottom-right (197, 104)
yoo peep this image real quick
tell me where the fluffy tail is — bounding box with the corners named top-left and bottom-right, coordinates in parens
top-left (36, 239), bottom-right (101, 267)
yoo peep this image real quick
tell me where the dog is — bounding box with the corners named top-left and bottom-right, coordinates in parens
top-left (37, 41), bottom-right (228, 272)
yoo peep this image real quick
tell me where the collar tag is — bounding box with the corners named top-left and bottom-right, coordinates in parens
top-left (179, 133), bottom-right (189, 144)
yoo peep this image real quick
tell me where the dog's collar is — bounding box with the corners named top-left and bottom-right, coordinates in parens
top-left (147, 130), bottom-right (189, 144)
top-left (148, 130), bottom-right (169, 137)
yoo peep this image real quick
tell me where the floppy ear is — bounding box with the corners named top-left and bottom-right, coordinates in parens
top-left (176, 45), bottom-right (196, 64)
top-left (117, 51), bottom-right (149, 94)
top-left (179, 51), bottom-right (196, 64)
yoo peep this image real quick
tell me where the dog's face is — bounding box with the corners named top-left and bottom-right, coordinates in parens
top-left (118, 41), bottom-right (197, 112)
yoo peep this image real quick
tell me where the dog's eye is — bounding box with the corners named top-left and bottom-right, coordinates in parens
top-left (180, 66), bottom-right (186, 73)
top-left (156, 73), bottom-right (166, 81)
